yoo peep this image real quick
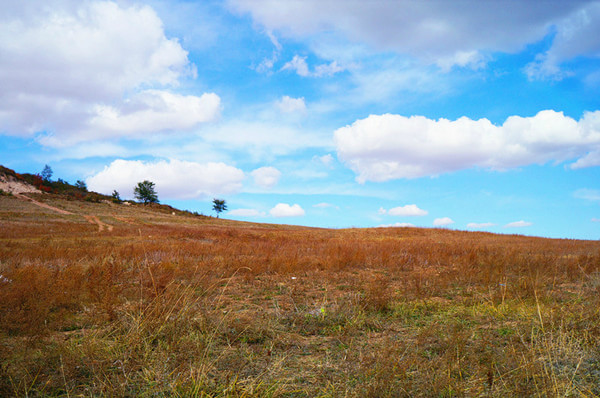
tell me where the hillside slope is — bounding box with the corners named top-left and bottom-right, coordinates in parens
top-left (1, 166), bottom-right (600, 396)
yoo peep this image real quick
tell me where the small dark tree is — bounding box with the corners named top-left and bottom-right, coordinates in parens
top-left (41, 165), bottom-right (53, 182)
top-left (75, 180), bottom-right (87, 191)
top-left (111, 190), bottom-right (122, 203)
top-left (212, 198), bottom-right (227, 218)
top-left (134, 180), bottom-right (158, 204)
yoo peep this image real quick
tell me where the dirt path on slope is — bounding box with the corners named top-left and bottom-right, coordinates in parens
top-left (13, 193), bottom-right (115, 232)
top-left (14, 193), bottom-right (74, 215)
top-left (84, 215), bottom-right (114, 232)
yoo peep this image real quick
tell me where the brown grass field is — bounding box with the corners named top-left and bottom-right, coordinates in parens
top-left (1, 192), bottom-right (600, 397)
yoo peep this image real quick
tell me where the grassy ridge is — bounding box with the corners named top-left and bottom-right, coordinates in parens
top-left (1, 194), bottom-right (600, 396)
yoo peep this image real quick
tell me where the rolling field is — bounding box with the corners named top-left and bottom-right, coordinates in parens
top-left (1, 193), bottom-right (600, 396)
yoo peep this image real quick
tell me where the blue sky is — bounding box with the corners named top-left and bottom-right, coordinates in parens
top-left (1, 0), bottom-right (600, 239)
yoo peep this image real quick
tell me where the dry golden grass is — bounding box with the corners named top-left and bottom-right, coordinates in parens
top-left (1, 194), bottom-right (600, 396)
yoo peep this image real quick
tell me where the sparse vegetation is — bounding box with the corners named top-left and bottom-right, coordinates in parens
top-left (1, 171), bottom-right (600, 396)
top-left (74, 179), bottom-right (87, 191)
top-left (111, 189), bottom-right (122, 203)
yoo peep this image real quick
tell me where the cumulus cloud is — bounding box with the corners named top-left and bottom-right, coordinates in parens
top-left (380, 204), bottom-right (428, 217)
top-left (230, 0), bottom-right (594, 69)
top-left (0, 1), bottom-right (219, 145)
top-left (39, 90), bottom-right (221, 147)
top-left (229, 208), bottom-right (266, 217)
top-left (269, 203), bottom-right (305, 217)
top-left (504, 220), bottom-right (533, 228)
top-left (251, 167), bottom-right (282, 189)
top-left (335, 110), bottom-right (600, 182)
top-left (433, 217), bottom-right (454, 226)
top-left (276, 96), bottom-right (306, 113)
top-left (86, 159), bottom-right (244, 199)
top-left (467, 222), bottom-right (496, 229)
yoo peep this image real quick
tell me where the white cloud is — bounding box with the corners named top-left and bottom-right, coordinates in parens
top-left (88, 90), bottom-right (220, 134)
top-left (467, 222), bottom-right (496, 229)
top-left (253, 31), bottom-right (282, 73)
top-left (436, 51), bottom-right (487, 71)
top-left (281, 55), bottom-right (310, 76)
top-left (230, 0), bottom-right (593, 69)
top-left (524, 53), bottom-right (571, 81)
top-left (433, 217), bottom-right (454, 226)
top-left (378, 222), bottom-right (415, 228)
top-left (52, 141), bottom-right (130, 160)
top-left (570, 151), bottom-right (600, 169)
top-left (281, 55), bottom-right (345, 77)
top-left (525, 3), bottom-right (600, 80)
top-left (344, 59), bottom-right (442, 106)
top-left (39, 90), bottom-right (221, 147)
top-left (266, 30), bottom-right (283, 52)
top-left (86, 159), bottom-right (244, 199)
top-left (269, 203), bottom-right (305, 217)
top-left (276, 96), bottom-right (306, 113)
top-left (255, 54), bottom-right (277, 74)
top-left (315, 154), bottom-right (335, 167)
top-left (592, 218), bottom-right (600, 223)
top-left (0, 1), bottom-right (220, 145)
top-left (574, 188), bottom-right (600, 201)
top-left (313, 202), bottom-right (339, 209)
top-left (380, 204), bottom-right (428, 217)
top-left (335, 110), bottom-right (600, 182)
top-left (229, 208), bottom-right (266, 217)
top-left (251, 166), bottom-right (282, 189)
top-left (314, 61), bottom-right (345, 76)
top-left (504, 220), bottom-right (533, 228)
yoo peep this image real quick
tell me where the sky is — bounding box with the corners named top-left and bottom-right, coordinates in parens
top-left (1, 0), bottom-right (600, 239)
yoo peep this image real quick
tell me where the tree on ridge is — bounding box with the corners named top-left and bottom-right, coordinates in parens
top-left (134, 180), bottom-right (159, 204)
top-left (212, 198), bottom-right (227, 218)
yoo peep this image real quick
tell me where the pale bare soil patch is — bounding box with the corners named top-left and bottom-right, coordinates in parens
top-left (0, 173), bottom-right (39, 195)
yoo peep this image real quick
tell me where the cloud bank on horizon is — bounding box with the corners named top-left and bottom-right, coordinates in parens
top-left (1, 0), bottom-right (599, 238)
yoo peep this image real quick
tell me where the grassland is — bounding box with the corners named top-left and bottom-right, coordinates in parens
top-left (1, 193), bottom-right (600, 397)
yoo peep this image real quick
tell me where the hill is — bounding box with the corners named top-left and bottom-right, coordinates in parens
top-left (0, 165), bottom-right (208, 217)
top-left (1, 165), bottom-right (600, 396)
